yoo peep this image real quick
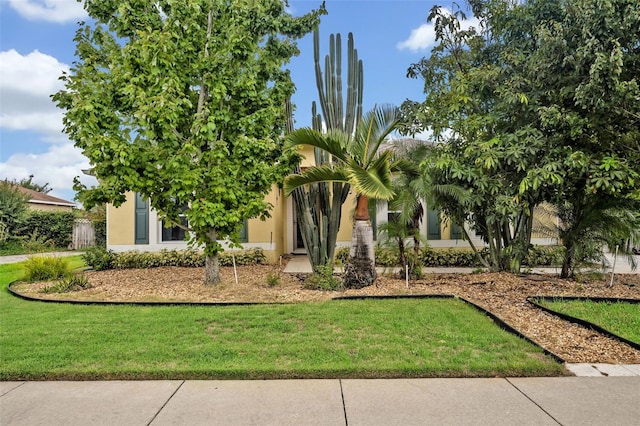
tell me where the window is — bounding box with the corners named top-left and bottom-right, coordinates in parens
top-left (161, 217), bottom-right (247, 243)
top-left (162, 215), bottom-right (188, 242)
top-left (387, 210), bottom-right (402, 224)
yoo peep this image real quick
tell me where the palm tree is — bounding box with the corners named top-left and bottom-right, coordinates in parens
top-left (381, 139), bottom-right (433, 278)
top-left (284, 105), bottom-right (401, 288)
top-left (554, 198), bottom-right (640, 278)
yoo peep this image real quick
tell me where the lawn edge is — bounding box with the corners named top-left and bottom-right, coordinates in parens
top-left (6, 284), bottom-right (566, 373)
top-left (528, 296), bottom-right (640, 350)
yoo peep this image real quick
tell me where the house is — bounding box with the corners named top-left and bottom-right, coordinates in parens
top-left (14, 185), bottom-right (76, 212)
top-left (106, 146), bottom-right (355, 263)
top-left (106, 146), bottom-right (558, 262)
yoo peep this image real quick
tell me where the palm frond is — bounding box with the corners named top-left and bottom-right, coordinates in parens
top-left (351, 104), bottom-right (400, 166)
top-left (432, 183), bottom-right (472, 205)
top-left (348, 152), bottom-right (395, 200)
top-left (390, 158), bottom-right (419, 175)
top-left (285, 128), bottom-right (350, 164)
top-left (284, 165), bottom-right (350, 195)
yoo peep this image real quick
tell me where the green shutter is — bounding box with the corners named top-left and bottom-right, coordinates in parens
top-left (427, 208), bottom-right (441, 240)
top-left (134, 193), bottom-right (149, 244)
top-left (239, 220), bottom-right (248, 243)
top-left (450, 223), bottom-right (463, 239)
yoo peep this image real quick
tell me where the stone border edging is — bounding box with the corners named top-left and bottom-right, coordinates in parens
top-left (528, 296), bottom-right (640, 351)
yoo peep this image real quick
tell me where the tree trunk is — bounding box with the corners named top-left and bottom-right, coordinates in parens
top-left (561, 242), bottom-right (574, 279)
top-left (343, 213), bottom-right (377, 288)
top-left (204, 230), bottom-right (221, 285)
top-left (354, 194), bottom-right (370, 220)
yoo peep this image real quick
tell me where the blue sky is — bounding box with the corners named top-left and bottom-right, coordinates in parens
top-left (0, 0), bottom-right (469, 204)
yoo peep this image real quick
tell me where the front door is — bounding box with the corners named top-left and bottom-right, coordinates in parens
top-left (292, 208), bottom-right (306, 252)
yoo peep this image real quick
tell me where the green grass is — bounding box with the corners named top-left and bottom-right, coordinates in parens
top-left (0, 261), bottom-right (563, 380)
top-left (538, 299), bottom-right (640, 344)
top-left (0, 240), bottom-right (72, 256)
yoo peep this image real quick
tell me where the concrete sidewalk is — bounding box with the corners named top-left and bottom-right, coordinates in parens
top-left (2, 377), bottom-right (639, 425)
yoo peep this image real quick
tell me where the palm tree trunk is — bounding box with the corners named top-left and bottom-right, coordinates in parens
top-left (398, 237), bottom-right (407, 278)
top-left (343, 195), bottom-right (376, 288)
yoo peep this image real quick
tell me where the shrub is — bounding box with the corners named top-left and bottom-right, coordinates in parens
top-left (22, 256), bottom-right (73, 282)
top-left (20, 211), bottom-right (75, 248)
top-left (86, 204), bottom-right (107, 247)
top-left (523, 245), bottom-right (565, 267)
top-left (335, 247), bottom-right (349, 265)
top-left (420, 248), bottom-right (481, 267)
top-left (265, 272), bottom-right (280, 287)
top-left (375, 247), bottom-right (401, 267)
top-left (20, 230), bottom-right (54, 252)
top-left (101, 248), bottom-right (267, 270)
top-left (41, 273), bottom-right (92, 293)
top-left (0, 183), bottom-right (29, 242)
top-left (336, 246), bottom-right (400, 267)
top-left (304, 264), bottom-right (343, 291)
top-left (82, 247), bottom-right (116, 271)
top-left (220, 248), bottom-right (266, 266)
top-left (335, 246), bottom-right (564, 268)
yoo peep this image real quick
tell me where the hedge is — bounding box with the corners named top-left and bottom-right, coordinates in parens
top-left (19, 211), bottom-right (75, 248)
top-left (335, 245), bottom-right (564, 268)
top-left (83, 247), bottom-right (266, 271)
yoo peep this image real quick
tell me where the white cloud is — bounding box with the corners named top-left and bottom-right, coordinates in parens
top-left (0, 49), bottom-right (69, 139)
top-left (1, 143), bottom-right (95, 203)
top-left (5, 0), bottom-right (87, 24)
top-left (397, 8), bottom-right (481, 52)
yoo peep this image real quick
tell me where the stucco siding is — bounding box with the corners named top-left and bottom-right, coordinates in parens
top-left (107, 192), bottom-right (135, 245)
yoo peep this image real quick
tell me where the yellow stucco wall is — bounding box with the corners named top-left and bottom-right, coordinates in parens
top-left (336, 192), bottom-right (357, 242)
top-left (298, 145), bottom-right (316, 168)
top-left (246, 185), bottom-right (286, 263)
top-left (107, 192), bottom-right (135, 245)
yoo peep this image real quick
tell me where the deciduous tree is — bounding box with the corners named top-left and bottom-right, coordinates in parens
top-left (401, 0), bottom-right (640, 274)
top-left (54, 0), bottom-right (325, 284)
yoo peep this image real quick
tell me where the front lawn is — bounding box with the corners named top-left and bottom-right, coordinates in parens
top-left (537, 298), bottom-right (640, 344)
top-left (0, 261), bottom-right (563, 380)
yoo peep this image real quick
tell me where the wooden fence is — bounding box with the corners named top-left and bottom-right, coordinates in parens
top-left (72, 219), bottom-right (95, 250)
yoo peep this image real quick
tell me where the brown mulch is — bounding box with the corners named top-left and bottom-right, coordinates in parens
top-left (11, 260), bottom-right (640, 364)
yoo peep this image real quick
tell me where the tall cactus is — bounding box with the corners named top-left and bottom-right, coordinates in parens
top-left (290, 29), bottom-right (363, 271)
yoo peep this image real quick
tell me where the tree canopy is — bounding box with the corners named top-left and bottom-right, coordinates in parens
top-left (55, 0), bottom-right (326, 283)
top-left (3, 175), bottom-right (52, 194)
top-left (401, 0), bottom-right (640, 274)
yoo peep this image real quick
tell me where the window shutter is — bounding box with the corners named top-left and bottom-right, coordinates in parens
top-left (134, 193), bottom-right (149, 244)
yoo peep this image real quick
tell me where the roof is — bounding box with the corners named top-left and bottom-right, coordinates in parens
top-left (11, 184), bottom-right (76, 208)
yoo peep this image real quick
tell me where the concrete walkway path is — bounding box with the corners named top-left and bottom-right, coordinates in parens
top-left (0, 251), bottom-right (79, 265)
top-left (2, 377), bottom-right (639, 425)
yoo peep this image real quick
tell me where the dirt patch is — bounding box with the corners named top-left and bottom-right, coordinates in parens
top-left (11, 260), bottom-right (640, 364)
